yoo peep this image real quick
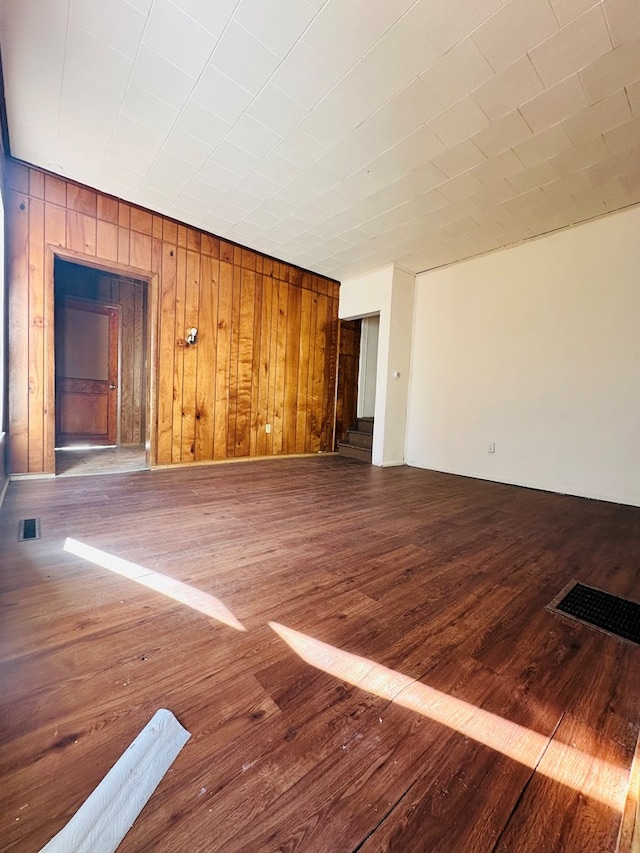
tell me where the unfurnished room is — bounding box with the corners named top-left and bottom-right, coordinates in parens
top-left (0, 1), bottom-right (639, 851)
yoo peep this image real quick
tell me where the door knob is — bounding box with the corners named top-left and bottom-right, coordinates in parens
top-left (109, 384), bottom-right (117, 391)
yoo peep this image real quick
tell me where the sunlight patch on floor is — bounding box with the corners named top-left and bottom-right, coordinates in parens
top-left (64, 538), bottom-right (246, 631)
top-left (269, 621), bottom-right (627, 811)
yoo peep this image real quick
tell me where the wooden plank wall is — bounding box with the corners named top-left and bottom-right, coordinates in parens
top-left (54, 259), bottom-right (147, 446)
top-left (4, 160), bottom-right (340, 474)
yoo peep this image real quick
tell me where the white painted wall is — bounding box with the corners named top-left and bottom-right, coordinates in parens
top-left (340, 265), bottom-right (414, 467)
top-left (406, 206), bottom-right (640, 507)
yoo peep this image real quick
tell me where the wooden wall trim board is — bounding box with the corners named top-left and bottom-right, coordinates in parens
top-left (4, 159), bottom-right (340, 475)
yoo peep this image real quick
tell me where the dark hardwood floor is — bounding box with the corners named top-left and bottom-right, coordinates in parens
top-left (1, 457), bottom-right (639, 852)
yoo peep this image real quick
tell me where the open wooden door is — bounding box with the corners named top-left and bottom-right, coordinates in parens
top-left (55, 299), bottom-right (119, 446)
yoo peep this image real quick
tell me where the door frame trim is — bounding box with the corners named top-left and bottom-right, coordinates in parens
top-left (47, 246), bottom-right (159, 472)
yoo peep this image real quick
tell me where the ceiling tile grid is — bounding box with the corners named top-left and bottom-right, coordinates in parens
top-left (1, 0), bottom-right (639, 279)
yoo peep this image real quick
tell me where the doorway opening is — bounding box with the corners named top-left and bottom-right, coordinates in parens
top-left (335, 314), bottom-right (379, 463)
top-left (54, 258), bottom-right (149, 476)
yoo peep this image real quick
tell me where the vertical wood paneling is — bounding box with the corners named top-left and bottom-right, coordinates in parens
top-left (172, 248), bottom-right (187, 463)
top-left (28, 197), bottom-right (45, 471)
top-left (194, 255), bottom-right (217, 461)
top-left (235, 269), bottom-right (255, 457)
top-left (249, 273), bottom-right (263, 456)
top-left (283, 284), bottom-right (301, 454)
top-left (181, 250), bottom-right (200, 462)
top-left (256, 275), bottom-right (273, 457)
top-left (7, 192), bottom-right (30, 472)
top-left (5, 162), bottom-right (340, 474)
top-left (226, 266), bottom-right (242, 457)
top-left (214, 262), bottom-right (232, 460)
top-left (157, 245), bottom-right (177, 464)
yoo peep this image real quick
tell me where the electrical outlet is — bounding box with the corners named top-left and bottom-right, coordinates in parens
top-left (488, 441), bottom-right (495, 453)
top-left (265, 424), bottom-right (271, 434)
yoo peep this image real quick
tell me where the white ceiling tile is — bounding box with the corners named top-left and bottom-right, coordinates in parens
top-left (273, 181), bottom-right (318, 207)
top-left (69, 0), bottom-right (147, 59)
top-left (588, 145), bottom-right (640, 181)
top-left (470, 179), bottom-right (518, 208)
top-left (254, 152), bottom-right (301, 184)
top-left (235, 0), bottom-right (318, 58)
top-left (438, 171), bottom-right (485, 200)
top-left (419, 37), bottom-right (494, 109)
top-left (210, 199), bottom-right (248, 224)
top-left (529, 5), bottom-right (613, 88)
top-left (472, 148), bottom-right (524, 185)
top-left (432, 140), bottom-right (487, 178)
top-left (121, 84), bottom-right (180, 135)
top-left (346, 80), bottom-right (442, 159)
top-left (225, 115), bottom-right (281, 159)
top-left (171, 194), bottom-right (213, 219)
top-left (173, 101), bottom-right (231, 146)
top-left (274, 128), bottom-right (327, 169)
top-left (65, 21), bottom-right (134, 96)
top-left (563, 88), bottom-right (632, 143)
top-left (314, 141), bottom-right (364, 179)
top-left (107, 138), bottom-right (157, 173)
top-left (210, 21), bottom-right (281, 96)
top-left (113, 114), bottom-right (166, 157)
top-left (212, 140), bottom-right (260, 177)
top-left (409, 0), bottom-right (502, 54)
top-left (242, 207), bottom-right (283, 230)
top-left (368, 126), bottom-right (446, 177)
top-left (191, 65), bottom-right (253, 123)
top-left (196, 159), bottom-right (241, 194)
top-left (297, 99), bottom-right (357, 148)
top-left (328, 12), bottom-right (440, 124)
top-left (125, 0), bottom-right (152, 14)
top-left (428, 96), bottom-right (491, 147)
top-left (162, 128), bottom-right (214, 167)
top-left (220, 186), bottom-right (263, 214)
top-left (549, 133), bottom-right (609, 174)
top-left (604, 114), bottom-right (640, 152)
top-left (235, 171), bottom-right (281, 201)
top-left (246, 85), bottom-right (307, 136)
top-left (171, 0), bottom-right (238, 40)
top-left (519, 75), bottom-right (590, 133)
top-left (143, 164), bottom-right (188, 196)
top-left (604, 0), bottom-right (640, 47)
top-left (295, 161), bottom-right (339, 192)
top-left (302, 0), bottom-right (416, 79)
top-left (143, 0), bottom-right (216, 79)
top-left (507, 160), bottom-right (560, 193)
top-left (513, 123), bottom-right (574, 166)
top-left (130, 44), bottom-right (196, 109)
top-left (472, 56), bottom-right (545, 121)
top-left (627, 80), bottom-right (640, 116)
top-left (152, 151), bottom-right (200, 183)
top-left (579, 37), bottom-right (640, 103)
top-left (181, 179), bottom-right (224, 206)
top-left (471, 110), bottom-right (533, 157)
top-left (270, 40), bottom-right (342, 110)
top-left (472, 0), bottom-right (559, 72)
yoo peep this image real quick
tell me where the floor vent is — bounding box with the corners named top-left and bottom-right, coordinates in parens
top-left (18, 518), bottom-right (41, 541)
top-left (549, 581), bottom-right (640, 645)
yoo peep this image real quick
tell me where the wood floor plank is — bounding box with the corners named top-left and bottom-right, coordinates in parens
top-left (1, 458), bottom-right (639, 852)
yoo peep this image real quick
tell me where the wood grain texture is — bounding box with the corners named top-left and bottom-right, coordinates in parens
top-left (5, 161), bottom-right (339, 474)
top-left (335, 319), bottom-right (361, 448)
top-left (0, 461), bottom-right (638, 852)
top-left (55, 261), bottom-right (147, 446)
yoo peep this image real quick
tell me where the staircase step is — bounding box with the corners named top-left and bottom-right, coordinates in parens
top-left (345, 429), bottom-right (373, 450)
top-left (356, 417), bottom-right (374, 435)
top-left (337, 443), bottom-right (372, 463)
